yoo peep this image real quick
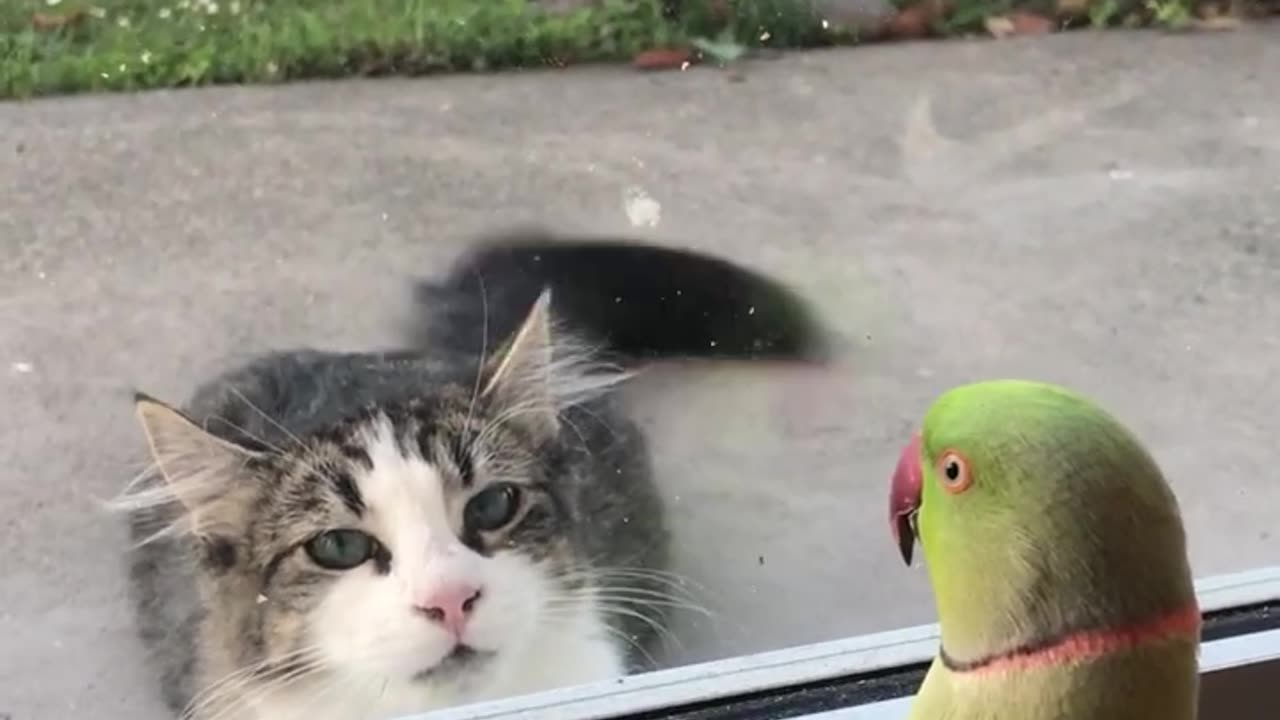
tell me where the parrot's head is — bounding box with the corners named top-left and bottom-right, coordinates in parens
top-left (889, 379), bottom-right (1196, 659)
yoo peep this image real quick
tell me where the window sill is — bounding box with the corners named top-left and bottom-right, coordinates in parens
top-left (406, 566), bottom-right (1280, 720)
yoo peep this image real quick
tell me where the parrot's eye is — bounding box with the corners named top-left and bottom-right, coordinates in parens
top-left (937, 450), bottom-right (973, 494)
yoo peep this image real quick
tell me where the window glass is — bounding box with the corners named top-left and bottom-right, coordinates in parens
top-left (1, 5), bottom-right (1276, 720)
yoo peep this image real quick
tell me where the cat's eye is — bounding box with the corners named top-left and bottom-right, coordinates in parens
top-left (304, 529), bottom-right (376, 570)
top-left (464, 483), bottom-right (523, 533)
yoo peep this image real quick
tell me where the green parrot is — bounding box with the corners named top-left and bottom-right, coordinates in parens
top-left (889, 379), bottom-right (1201, 720)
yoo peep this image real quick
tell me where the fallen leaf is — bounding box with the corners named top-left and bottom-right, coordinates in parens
top-left (984, 14), bottom-right (1017, 37)
top-left (32, 9), bottom-right (87, 32)
top-left (632, 48), bottom-right (695, 71)
top-left (1189, 15), bottom-right (1243, 28)
top-left (1196, 0), bottom-right (1226, 16)
top-left (986, 10), bottom-right (1055, 36)
top-left (883, 5), bottom-right (935, 39)
top-left (1010, 10), bottom-right (1056, 33)
top-left (1055, 0), bottom-right (1091, 16)
top-left (812, 0), bottom-right (900, 33)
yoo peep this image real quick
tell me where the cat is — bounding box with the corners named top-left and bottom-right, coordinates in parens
top-left (113, 229), bottom-right (829, 720)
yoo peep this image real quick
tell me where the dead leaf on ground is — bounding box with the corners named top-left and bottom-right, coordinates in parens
top-left (1189, 15), bottom-right (1244, 27)
top-left (984, 14), bottom-right (1017, 36)
top-left (1054, 0), bottom-right (1091, 18)
top-left (987, 10), bottom-right (1056, 36)
top-left (811, 0), bottom-right (900, 34)
top-left (1010, 10), bottom-right (1056, 33)
top-left (32, 9), bottom-right (88, 32)
top-left (1202, 0), bottom-right (1276, 18)
top-left (632, 48), bottom-right (695, 71)
top-left (926, 0), bottom-right (955, 17)
top-left (883, 5), bottom-right (936, 39)
top-left (1196, 0), bottom-right (1227, 15)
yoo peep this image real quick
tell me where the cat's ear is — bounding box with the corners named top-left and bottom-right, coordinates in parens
top-left (133, 394), bottom-right (262, 535)
top-left (481, 289), bottom-right (559, 437)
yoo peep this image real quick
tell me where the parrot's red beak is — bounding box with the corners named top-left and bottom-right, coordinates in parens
top-left (890, 432), bottom-right (924, 566)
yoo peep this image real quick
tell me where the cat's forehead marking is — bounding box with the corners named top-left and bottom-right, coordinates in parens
top-left (327, 469), bottom-right (366, 516)
top-left (336, 440), bottom-right (374, 471)
top-left (354, 413), bottom-right (454, 553)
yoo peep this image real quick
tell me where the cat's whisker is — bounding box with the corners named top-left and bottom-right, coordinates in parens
top-left (185, 644), bottom-right (329, 701)
top-left (555, 408), bottom-right (591, 448)
top-left (586, 566), bottom-right (708, 589)
top-left (557, 402), bottom-right (623, 446)
top-left (565, 563), bottom-right (734, 616)
top-left (548, 581), bottom-right (713, 618)
top-left (536, 607), bottom-right (659, 669)
top-left (461, 271), bottom-right (490, 454)
top-left (206, 401), bottom-right (332, 484)
top-left (189, 641), bottom-right (390, 717)
top-left (576, 565), bottom-right (705, 592)
top-left (552, 570), bottom-right (710, 612)
top-left (185, 649), bottom-right (331, 720)
top-left (543, 597), bottom-right (670, 634)
top-left (119, 459), bottom-right (162, 495)
top-left (571, 579), bottom-right (752, 645)
top-left (578, 594), bottom-right (714, 618)
top-left (280, 666), bottom-right (378, 720)
top-left (184, 659), bottom-right (292, 716)
top-left (109, 406), bottom-right (327, 545)
top-left (556, 560), bottom-right (689, 583)
top-left (220, 386), bottom-right (302, 452)
top-left (109, 462), bottom-right (232, 544)
top-left (576, 576), bottom-right (752, 645)
top-left (470, 400), bottom-right (549, 450)
top-left (193, 641), bottom-right (401, 720)
top-left (469, 350), bottom-right (626, 453)
top-left (592, 602), bottom-right (686, 655)
top-left (193, 661), bottom-right (326, 720)
top-left (540, 582), bottom-right (685, 659)
top-left (213, 388), bottom-right (353, 489)
top-left (553, 569), bottom-right (697, 595)
top-left (378, 674), bottom-right (392, 701)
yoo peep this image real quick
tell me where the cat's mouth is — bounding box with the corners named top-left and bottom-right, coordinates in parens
top-left (412, 644), bottom-right (495, 682)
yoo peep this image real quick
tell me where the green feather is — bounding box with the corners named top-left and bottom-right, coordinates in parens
top-left (907, 379), bottom-right (1198, 720)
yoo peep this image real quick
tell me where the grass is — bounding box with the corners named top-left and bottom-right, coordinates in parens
top-left (0, 0), bottom-right (1258, 99)
top-left (0, 0), bottom-right (836, 99)
top-left (899, 0), bottom-right (1205, 35)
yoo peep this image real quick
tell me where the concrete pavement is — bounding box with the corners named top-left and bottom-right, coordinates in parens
top-left (2, 26), bottom-right (1279, 720)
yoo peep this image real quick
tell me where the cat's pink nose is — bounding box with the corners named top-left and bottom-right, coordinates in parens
top-left (414, 585), bottom-right (482, 637)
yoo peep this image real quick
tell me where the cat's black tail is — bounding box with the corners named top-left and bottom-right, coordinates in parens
top-left (411, 228), bottom-right (832, 366)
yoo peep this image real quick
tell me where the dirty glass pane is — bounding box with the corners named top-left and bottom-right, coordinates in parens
top-left (1, 4), bottom-right (1277, 720)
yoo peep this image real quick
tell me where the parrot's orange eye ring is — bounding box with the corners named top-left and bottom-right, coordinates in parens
top-left (937, 450), bottom-right (973, 494)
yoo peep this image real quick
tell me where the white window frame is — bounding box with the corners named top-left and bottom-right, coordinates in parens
top-left (401, 566), bottom-right (1280, 720)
